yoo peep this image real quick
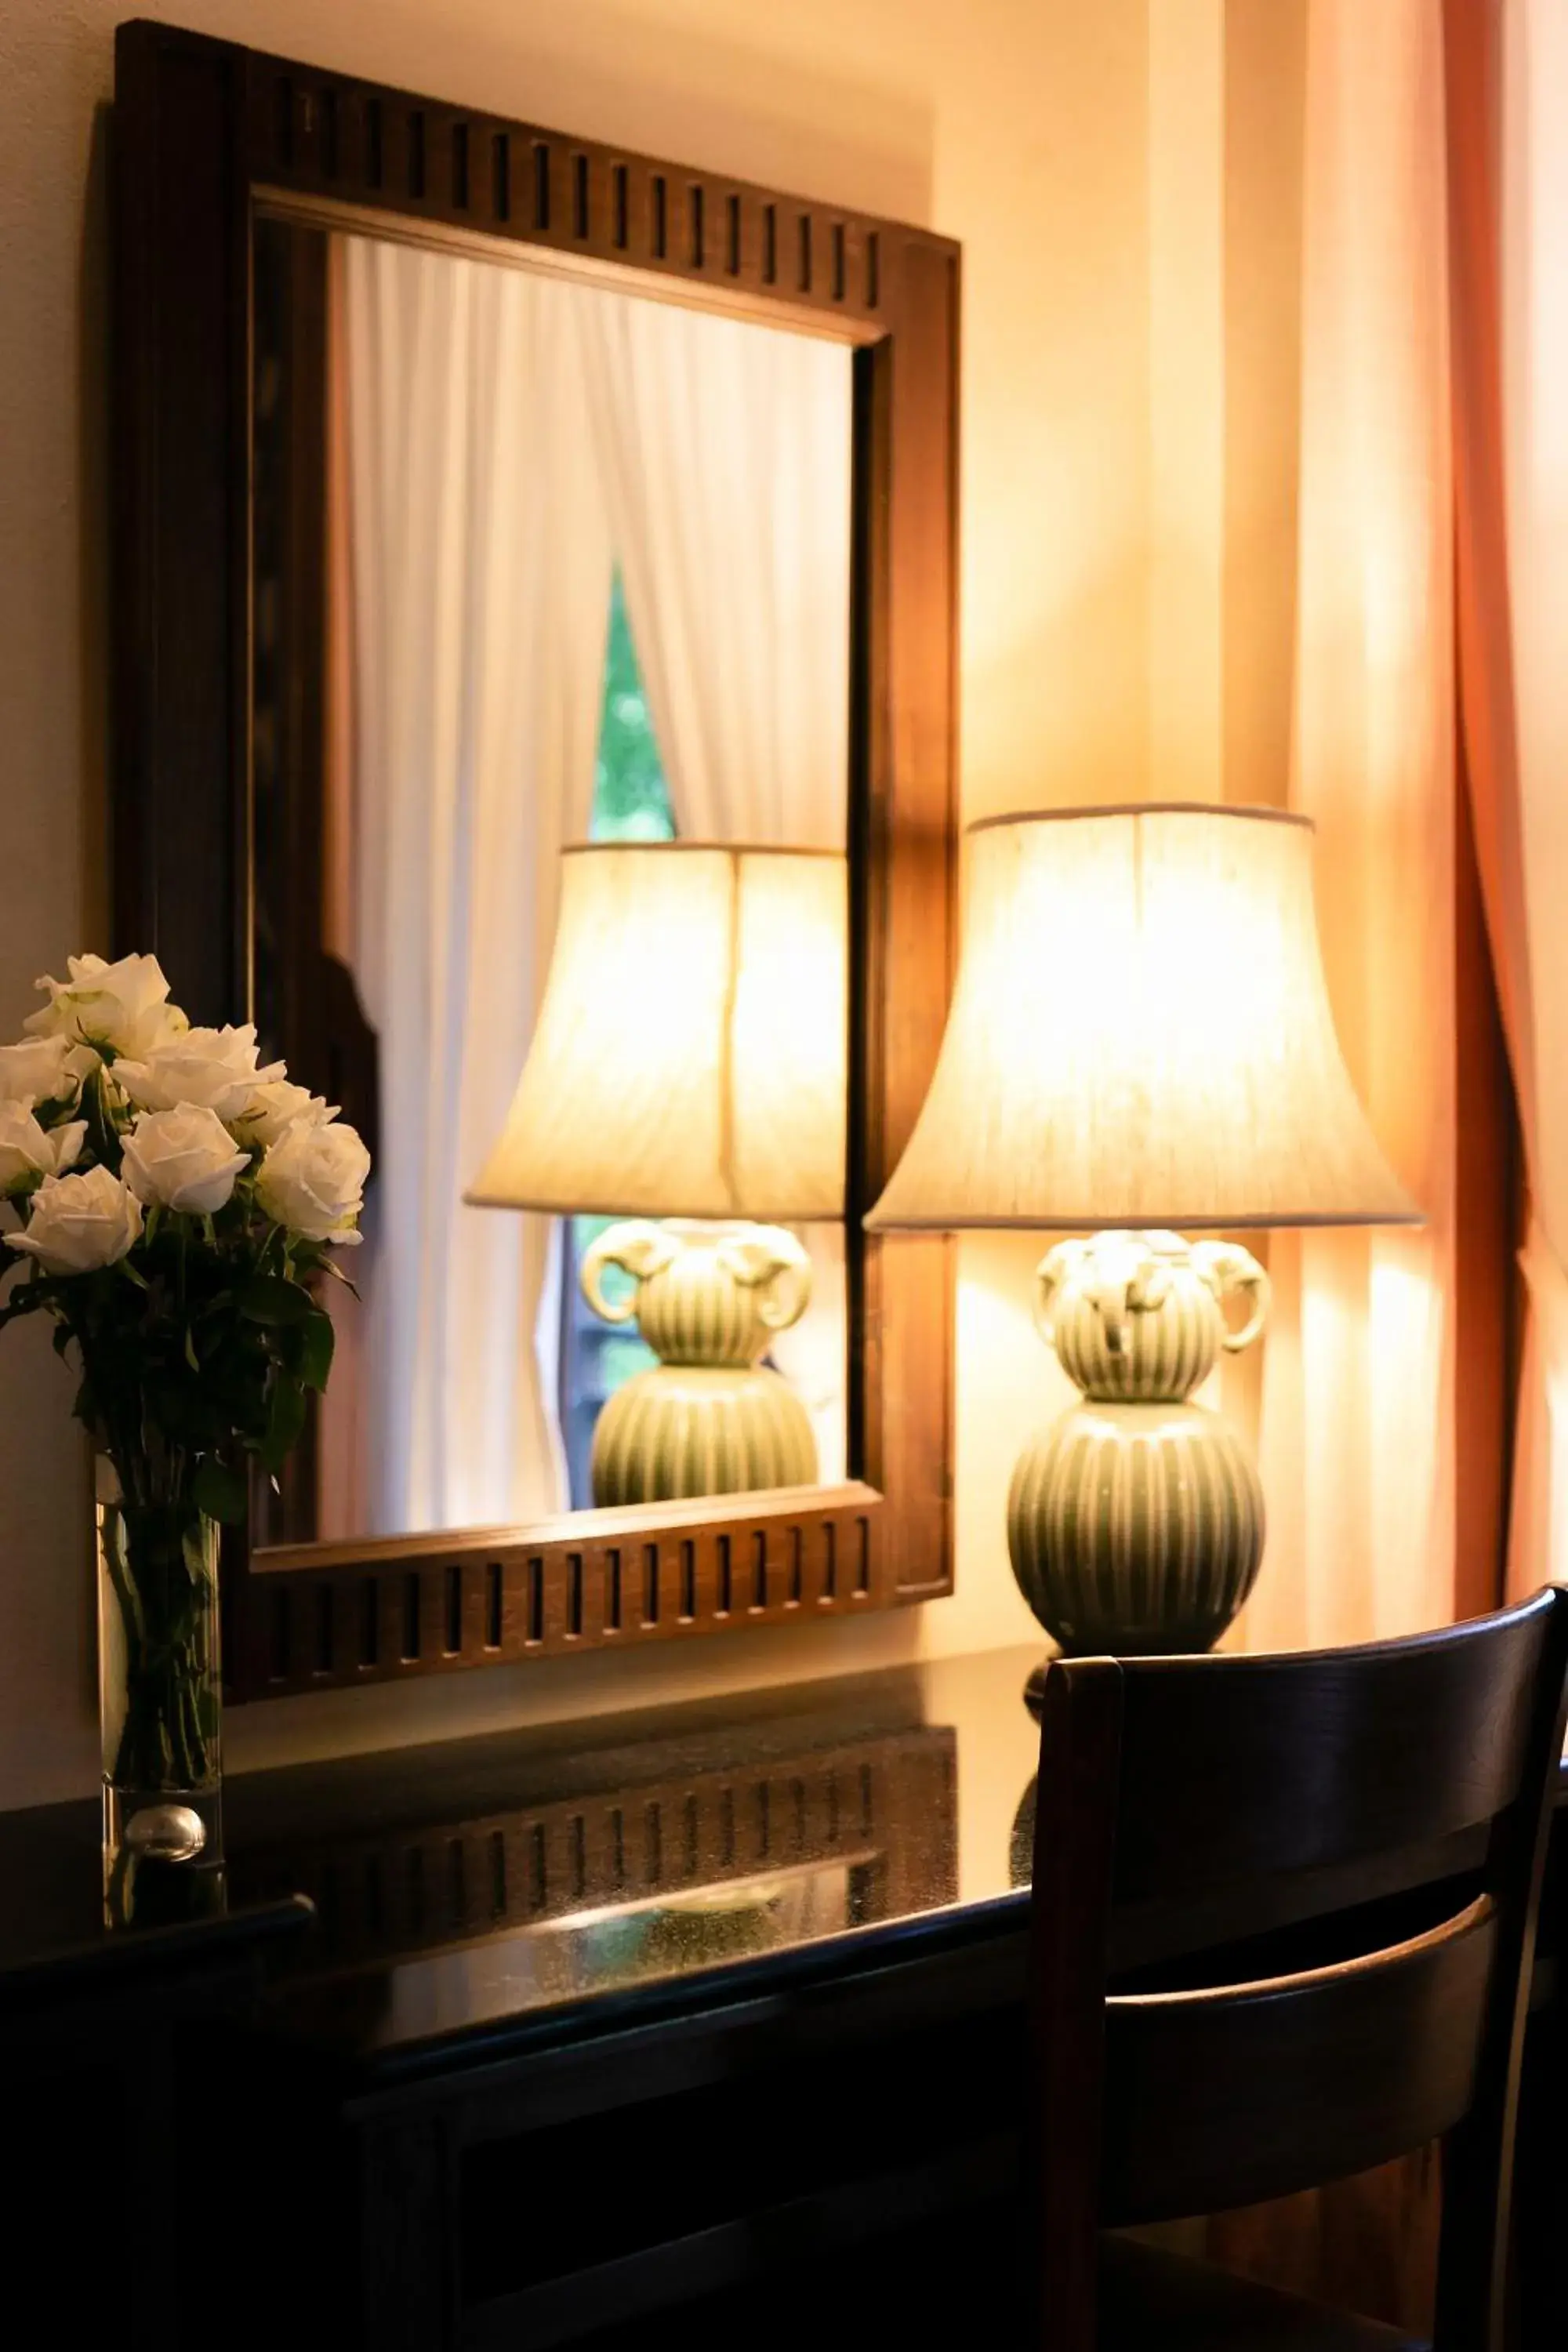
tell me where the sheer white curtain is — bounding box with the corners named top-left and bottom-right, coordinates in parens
top-left (334, 238), bottom-right (613, 1534)
top-left (574, 292), bottom-right (855, 1477)
top-left (1246, 0), bottom-right (1457, 1649)
top-left (572, 294), bottom-right (851, 851)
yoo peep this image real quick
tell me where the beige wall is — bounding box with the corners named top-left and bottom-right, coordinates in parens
top-left (0, 0), bottom-right (1179, 1800)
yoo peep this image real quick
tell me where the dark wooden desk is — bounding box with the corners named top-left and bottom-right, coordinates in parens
top-left (2, 1646), bottom-right (1562, 2348)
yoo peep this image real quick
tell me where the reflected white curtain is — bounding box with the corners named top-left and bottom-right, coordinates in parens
top-left (574, 292), bottom-right (854, 1479)
top-left (573, 295), bottom-right (852, 852)
top-left (1247, 0), bottom-right (1457, 1648)
top-left (332, 238), bottom-right (612, 1534)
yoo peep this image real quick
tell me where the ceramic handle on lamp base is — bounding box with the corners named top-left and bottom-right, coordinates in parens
top-left (1192, 1240), bottom-right (1271, 1353)
top-left (717, 1226), bottom-right (813, 1334)
top-left (579, 1219), bottom-right (681, 1322)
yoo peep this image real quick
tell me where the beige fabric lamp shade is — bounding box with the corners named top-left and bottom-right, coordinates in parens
top-left (466, 842), bottom-right (848, 1221)
top-left (867, 803), bottom-right (1418, 1232)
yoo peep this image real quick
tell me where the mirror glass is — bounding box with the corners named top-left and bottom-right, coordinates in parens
top-left (251, 216), bottom-right (854, 1544)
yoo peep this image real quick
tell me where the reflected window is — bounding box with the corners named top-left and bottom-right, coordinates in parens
top-left (558, 576), bottom-right (677, 1505)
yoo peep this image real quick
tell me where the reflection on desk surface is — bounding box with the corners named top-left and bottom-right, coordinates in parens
top-left (239, 1693), bottom-right (964, 2042)
top-left (223, 1648), bottom-right (1054, 2050)
top-left (368, 1860), bottom-right (865, 2049)
top-left (0, 1647), bottom-right (1050, 2047)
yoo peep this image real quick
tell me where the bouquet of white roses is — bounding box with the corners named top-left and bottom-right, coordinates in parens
top-left (0, 951), bottom-right (369, 1805)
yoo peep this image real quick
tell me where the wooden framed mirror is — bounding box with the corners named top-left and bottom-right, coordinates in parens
top-left (112, 19), bottom-right (958, 1703)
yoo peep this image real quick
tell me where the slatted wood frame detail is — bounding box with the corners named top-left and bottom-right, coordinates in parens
top-left (1027, 1588), bottom-right (1568, 2352)
top-left (240, 1721), bottom-right (956, 1973)
top-left (236, 1482), bottom-right (884, 1698)
top-left (111, 20), bottom-right (960, 1701)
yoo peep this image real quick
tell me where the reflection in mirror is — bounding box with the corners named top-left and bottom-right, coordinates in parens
top-left (252, 219), bottom-right (854, 1543)
top-left (466, 840), bottom-right (847, 1507)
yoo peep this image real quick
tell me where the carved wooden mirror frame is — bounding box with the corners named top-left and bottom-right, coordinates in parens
top-left (112, 19), bottom-right (957, 1703)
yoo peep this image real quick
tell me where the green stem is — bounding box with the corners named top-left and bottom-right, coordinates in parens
top-left (100, 1489), bottom-right (220, 1797)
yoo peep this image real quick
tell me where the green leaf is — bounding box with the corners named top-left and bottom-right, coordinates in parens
top-left (183, 1326), bottom-right (200, 1374)
top-left (193, 1458), bottom-right (249, 1526)
top-left (297, 1308), bottom-right (336, 1392)
top-left (260, 1373), bottom-right (308, 1472)
top-left (238, 1274), bottom-right (312, 1327)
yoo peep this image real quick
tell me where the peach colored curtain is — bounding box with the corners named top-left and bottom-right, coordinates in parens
top-left (1446, 0), bottom-right (1568, 1597)
top-left (1244, 0), bottom-right (1457, 1649)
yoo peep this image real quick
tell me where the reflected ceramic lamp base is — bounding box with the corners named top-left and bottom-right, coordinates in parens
top-left (582, 1220), bottom-right (818, 1506)
top-left (1009, 1231), bottom-right (1269, 1695)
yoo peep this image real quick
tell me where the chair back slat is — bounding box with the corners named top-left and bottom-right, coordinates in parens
top-left (1107, 1604), bottom-right (1552, 1906)
top-left (1101, 1896), bottom-right (1494, 2223)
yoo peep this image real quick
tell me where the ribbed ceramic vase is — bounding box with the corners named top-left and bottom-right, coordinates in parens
top-left (1008, 1230), bottom-right (1269, 1658)
top-left (582, 1221), bottom-right (818, 1506)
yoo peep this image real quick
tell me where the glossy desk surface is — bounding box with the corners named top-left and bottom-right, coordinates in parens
top-left (0, 1647), bottom-right (1044, 2071)
top-left (2, 1642), bottom-right (1563, 2084)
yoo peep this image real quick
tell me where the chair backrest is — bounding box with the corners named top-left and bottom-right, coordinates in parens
top-left (1025, 1588), bottom-right (1568, 2352)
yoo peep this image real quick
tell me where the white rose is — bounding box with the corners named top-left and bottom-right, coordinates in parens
top-left (114, 1023), bottom-right (285, 1122)
top-left (0, 1035), bottom-right (93, 1105)
top-left (256, 1119), bottom-right (370, 1243)
top-left (25, 953), bottom-right (187, 1062)
top-left (231, 1079), bottom-right (338, 1150)
top-left (122, 1104), bottom-right (251, 1215)
top-left (0, 1102), bottom-right (88, 1196)
top-left (5, 1165), bottom-right (143, 1276)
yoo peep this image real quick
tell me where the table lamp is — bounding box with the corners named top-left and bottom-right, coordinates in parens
top-left (866, 803), bottom-right (1417, 1671)
top-left (467, 841), bottom-right (847, 1507)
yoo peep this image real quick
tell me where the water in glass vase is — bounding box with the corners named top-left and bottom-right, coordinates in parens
top-left (96, 1458), bottom-right (224, 1909)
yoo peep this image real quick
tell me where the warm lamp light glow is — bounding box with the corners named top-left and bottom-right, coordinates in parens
top-left (868, 803), bottom-right (1417, 1232)
top-left (466, 843), bottom-right (847, 1221)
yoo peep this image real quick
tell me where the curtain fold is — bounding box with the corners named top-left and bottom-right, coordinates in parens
top-left (1246, 0), bottom-right (1457, 1649)
top-left (328, 238), bottom-right (613, 1534)
top-left (571, 294), bottom-right (851, 852)
top-left (1445, 0), bottom-right (1568, 1596)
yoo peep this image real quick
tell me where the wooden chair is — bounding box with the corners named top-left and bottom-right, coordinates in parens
top-left (1026, 1588), bottom-right (1568, 2350)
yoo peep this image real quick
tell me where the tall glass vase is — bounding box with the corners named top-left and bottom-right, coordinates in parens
top-left (96, 1457), bottom-right (224, 1918)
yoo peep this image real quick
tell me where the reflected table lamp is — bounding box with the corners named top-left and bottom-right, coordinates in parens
top-left (467, 841), bottom-right (846, 1507)
top-left (866, 803), bottom-right (1418, 1677)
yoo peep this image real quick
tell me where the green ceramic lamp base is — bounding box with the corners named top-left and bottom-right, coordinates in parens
top-left (591, 1362), bottom-right (816, 1506)
top-left (583, 1219), bottom-right (819, 1508)
top-left (1008, 1230), bottom-right (1270, 1662)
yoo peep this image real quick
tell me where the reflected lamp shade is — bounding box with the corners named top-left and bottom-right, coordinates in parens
top-left (866, 803), bottom-right (1417, 1234)
top-left (866, 802), bottom-right (1418, 1669)
top-left (466, 842), bottom-right (848, 1221)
